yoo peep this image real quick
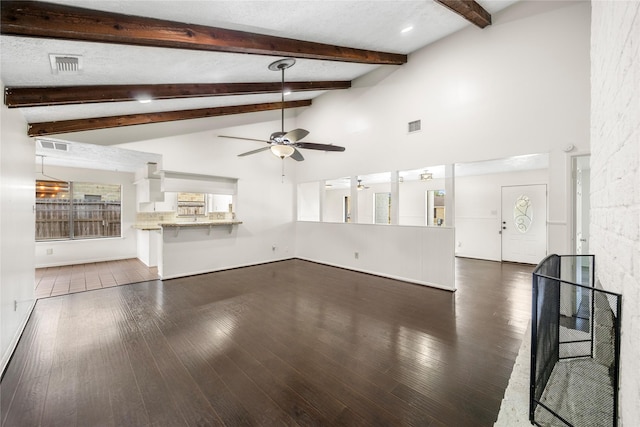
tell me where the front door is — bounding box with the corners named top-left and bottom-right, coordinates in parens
top-left (501, 184), bottom-right (547, 264)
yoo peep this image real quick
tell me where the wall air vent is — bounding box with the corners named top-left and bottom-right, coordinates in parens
top-left (49, 54), bottom-right (83, 75)
top-left (38, 140), bottom-right (69, 152)
top-left (408, 119), bottom-right (421, 133)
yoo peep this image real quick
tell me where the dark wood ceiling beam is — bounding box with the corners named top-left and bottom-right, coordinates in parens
top-left (1, 1), bottom-right (407, 65)
top-left (27, 100), bottom-right (312, 136)
top-left (435, 0), bottom-right (492, 29)
top-left (5, 81), bottom-right (350, 108)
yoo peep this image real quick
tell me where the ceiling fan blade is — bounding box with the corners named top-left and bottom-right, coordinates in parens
top-left (290, 148), bottom-right (305, 161)
top-left (238, 146), bottom-right (272, 157)
top-left (219, 135), bottom-right (270, 144)
top-left (295, 142), bottom-right (346, 152)
top-left (284, 128), bottom-right (309, 143)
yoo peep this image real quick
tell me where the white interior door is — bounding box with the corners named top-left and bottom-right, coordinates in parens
top-left (501, 184), bottom-right (547, 264)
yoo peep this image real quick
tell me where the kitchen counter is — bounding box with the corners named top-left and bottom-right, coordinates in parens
top-left (158, 220), bottom-right (242, 227)
top-left (133, 224), bottom-right (162, 230)
top-left (134, 220), bottom-right (242, 230)
top-left (159, 220), bottom-right (243, 236)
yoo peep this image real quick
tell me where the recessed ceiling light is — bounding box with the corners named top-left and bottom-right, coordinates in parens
top-left (401, 26), bottom-right (414, 34)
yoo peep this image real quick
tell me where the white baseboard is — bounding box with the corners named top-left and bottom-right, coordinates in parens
top-left (295, 257), bottom-right (456, 292)
top-left (160, 257), bottom-right (296, 280)
top-left (35, 255), bottom-right (137, 269)
top-left (1, 299), bottom-right (36, 378)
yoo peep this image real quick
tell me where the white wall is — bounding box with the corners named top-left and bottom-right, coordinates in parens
top-left (34, 166), bottom-right (137, 268)
top-left (590, 1), bottom-right (640, 424)
top-left (455, 169), bottom-right (548, 261)
top-left (398, 178), bottom-right (447, 226)
top-left (294, 0), bottom-right (591, 257)
top-left (296, 222), bottom-right (455, 290)
top-left (321, 178), bottom-right (448, 226)
top-left (324, 187), bottom-right (350, 223)
top-left (1, 81), bottom-right (36, 372)
top-left (355, 182), bottom-right (391, 224)
top-left (120, 118), bottom-right (298, 279)
top-left (298, 181), bottom-right (320, 221)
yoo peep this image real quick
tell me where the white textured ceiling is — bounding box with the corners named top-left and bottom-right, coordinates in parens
top-left (1, 1), bottom-right (518, 130)
top-left (2, 0), bottom-right (519, 170)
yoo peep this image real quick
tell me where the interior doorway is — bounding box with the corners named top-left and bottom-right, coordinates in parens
top-left (425, 189), bottom-right (446, 226)
top-left (573, 155), bottom-right (590, 256)
top-left (343, 196), bottom-right (351, 223)
top-left (501, 184), bottom-right (547, 264)
top-left (570, 155), bottom-right (591, 317)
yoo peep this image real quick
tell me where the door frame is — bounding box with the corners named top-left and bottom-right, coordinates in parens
top-left (571, 154), bottom-right (591, 255)
top-left (500, 184), bottom-right (548, 263)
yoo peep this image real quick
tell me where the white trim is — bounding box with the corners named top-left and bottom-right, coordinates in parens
top-left (1, 300), bottom-right (36, 377)
top-left (296, 256), bottom-right (456, 292)
top-left (35, 255), bottom-right (135, 269)
top-left (160, 257), bottom-right (296, 280)
top-left (161, 255), bottom-right (456, 292)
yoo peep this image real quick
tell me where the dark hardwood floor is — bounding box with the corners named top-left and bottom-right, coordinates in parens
top-left (1, 258), bottom-right (533, 426)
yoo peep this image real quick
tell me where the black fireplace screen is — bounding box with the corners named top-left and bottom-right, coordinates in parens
top-left (530, 255), bottom-right (621, 427)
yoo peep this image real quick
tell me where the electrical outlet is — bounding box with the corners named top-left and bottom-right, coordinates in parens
top-left (354, 252), bottom-right (359, 259)
top-left (46, 248), bottom-right (53, 255)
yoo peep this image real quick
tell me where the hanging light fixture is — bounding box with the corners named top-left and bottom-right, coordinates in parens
top-left (36, 155), bottom-right (69, 198)
top-left (420, 171), bottom-right (433, 181)
top-left (270, 144), bottom-right (295, 158)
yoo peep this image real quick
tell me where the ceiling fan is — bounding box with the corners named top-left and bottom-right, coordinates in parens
top-left (218, 58), bottom-right (346, 161)
top-left (356, 179), bottom-right (370, 190)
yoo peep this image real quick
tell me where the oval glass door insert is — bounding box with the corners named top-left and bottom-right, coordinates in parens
top-left (513, 195), bottom-right (532, 233)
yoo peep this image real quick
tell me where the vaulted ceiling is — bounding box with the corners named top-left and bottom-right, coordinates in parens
top-left (1, 1), bottom-right (518, 143)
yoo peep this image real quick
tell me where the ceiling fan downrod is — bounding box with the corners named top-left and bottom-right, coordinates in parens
top-left (280, 65), bottom-right (284, 133)
top-left (220, 57), bottom-right (345, 163)
top-left (268, 58), bottom-right (296, 135)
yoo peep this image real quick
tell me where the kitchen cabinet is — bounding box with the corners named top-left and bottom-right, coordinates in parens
top-left (136, 228), bottom-right (161, 267)
top-left (153, 191), bottom-right (176, 212)
top-left (136, 177), bottom-right (164, 203)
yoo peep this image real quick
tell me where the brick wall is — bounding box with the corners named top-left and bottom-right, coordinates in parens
top-left (590, 1), bottom-right (640, 424)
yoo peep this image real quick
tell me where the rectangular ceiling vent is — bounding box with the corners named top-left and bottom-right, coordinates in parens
top-left (49, 54), bottom-right (83, 75)
top-left (408, 119), bottom-right (421, 133)
top-left (39, 140), bottom-right (69, 152)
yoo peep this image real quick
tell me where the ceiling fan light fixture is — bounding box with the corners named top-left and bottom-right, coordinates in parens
top-left (226, 57), bottom-right (345, 162)
top-left (270, 145), bottom-right (295, 158)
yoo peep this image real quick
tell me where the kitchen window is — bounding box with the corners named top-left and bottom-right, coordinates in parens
top-left (35, 180), bottom-right (122, 241)
top-left (177, 192), bottom-right (206, 217)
